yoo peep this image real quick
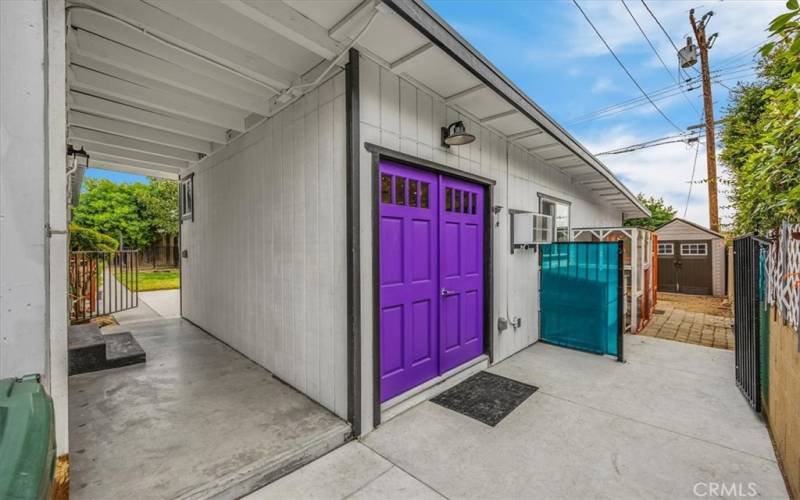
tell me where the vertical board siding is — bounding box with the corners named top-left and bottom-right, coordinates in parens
top-left (357, 53), bottom-right (622, 409)
top-left (181, 71), bottom-right (348, 419)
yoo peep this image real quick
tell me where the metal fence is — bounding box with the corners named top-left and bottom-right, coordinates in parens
top-left (69, 250), bottom-right (139, 324)
top-left (732, 235), bottom-right (769, 412)
top-left (138, 245), bottom-right (179, 269)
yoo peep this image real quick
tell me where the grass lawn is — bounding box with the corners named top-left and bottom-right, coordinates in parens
top-left (117, 268), bottom-right (180, 291)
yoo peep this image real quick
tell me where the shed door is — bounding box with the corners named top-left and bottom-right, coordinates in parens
top-left (677, 240), bottom-right (712, 295)
top-left (657, 241), bottom-right (679, 292)
top-left (379, 161), bottom-right (485, 403)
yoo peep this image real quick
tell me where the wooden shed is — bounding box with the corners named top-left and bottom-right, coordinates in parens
top-left (655, 218), bottom-right (726, 296)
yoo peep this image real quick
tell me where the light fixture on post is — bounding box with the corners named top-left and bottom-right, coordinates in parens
top-left (441, 120), bottom-right (475, 148)
top-left (67, 145), bottom-right (89, 208)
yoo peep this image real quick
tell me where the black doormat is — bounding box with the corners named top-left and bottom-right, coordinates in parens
top-left (430, 371), bottom-right (538, 427)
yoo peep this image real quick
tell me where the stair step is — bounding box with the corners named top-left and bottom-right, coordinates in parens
top-left (105, 332), bottom-right (146, 369)
top-left (69, 324), bottom-right (107, 375)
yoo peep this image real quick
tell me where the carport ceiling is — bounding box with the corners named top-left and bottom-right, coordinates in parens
top-left (64, 0), bottom-right (647, 217)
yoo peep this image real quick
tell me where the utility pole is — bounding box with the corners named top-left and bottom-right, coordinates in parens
top-left (688, 9), bottom-right (720, 232)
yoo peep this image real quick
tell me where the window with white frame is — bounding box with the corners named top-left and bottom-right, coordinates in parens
top-left (657, 242), bottom-right (673, 255)
top-left (180, 175), bottom-right (193, 222)
top-left (539, 195), bottom-right (570, 242)
top-left (680, 242), bottom-right (707, 256)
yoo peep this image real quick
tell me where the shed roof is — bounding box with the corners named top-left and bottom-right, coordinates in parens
top-left (655, 218), bottom-right (724, 239)
top-left (64, 0), bottom-right (648, 217)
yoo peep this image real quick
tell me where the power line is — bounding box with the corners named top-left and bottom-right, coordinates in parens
top-left (620, 0), bottom-right (701, 115)
top-left (573, 0), bottom-right (684, 132)
top-left (639, 0), bottom-right (700, 78)
top-left (684, 142), bottom-right (701, 217)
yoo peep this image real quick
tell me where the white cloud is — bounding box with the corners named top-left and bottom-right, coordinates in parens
top-left (565, 0), bottom-right (784, 64)
top-left (579, 128), bottom-right (733, 227)
top-left (590, 76), bottom-right (620, 94)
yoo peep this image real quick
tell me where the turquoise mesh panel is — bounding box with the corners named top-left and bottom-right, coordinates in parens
top-left (540, 242), bottom-right (622, 358)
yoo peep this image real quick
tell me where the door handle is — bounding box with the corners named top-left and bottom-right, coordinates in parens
top-left (441, 288), bottom-right (456, 296)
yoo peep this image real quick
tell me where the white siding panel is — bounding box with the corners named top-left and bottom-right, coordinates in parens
top-left (358, 55), bottom-right (622, 429)
top-left (181, 71), bottom-right (348, 419)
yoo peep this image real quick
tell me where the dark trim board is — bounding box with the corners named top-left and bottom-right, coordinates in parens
top-left (367, 143), bottom-right (495, 428)
top-left (345, 48), bottom-right (361, 436)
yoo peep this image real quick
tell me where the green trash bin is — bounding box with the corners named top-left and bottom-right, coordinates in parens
top-left (0, 374), bottom-right (56, 500)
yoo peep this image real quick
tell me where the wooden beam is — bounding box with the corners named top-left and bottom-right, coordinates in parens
top-left (69, 8), bottom-right (276, 96)
top-left (70, 28), bottom-right (272, 114)
top-left (69, 92), bottom-right (227, 143)
top-left (71, 141), bottom-right (189, 170)
top-left (445, 84), bottom-right (485, 103)
top-left (329, 0), bottom-right (375, 41)
top-left (89, 158), bottom-right (180, 179)
top-left (69, 126), bottom-right (200, 162)
top-left (73, 0), bottom-right (296, 89)
top-left (389, 43), bottom-right (433, 72)
top-left (225, 0), bottom-right (341, 59)
top-left (69, 111), bottom-right (212, 154)
top-left (69, 65), bottom-right (247, 131)
top-left (480, 109), bottom-right (517, 124)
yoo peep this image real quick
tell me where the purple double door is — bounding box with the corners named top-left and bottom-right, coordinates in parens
top-left (379, 160), bottom-right (484, 402)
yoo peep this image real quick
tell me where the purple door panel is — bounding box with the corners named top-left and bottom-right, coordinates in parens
top-left (439, 176), bottom-right (484, 372)
top-left (379, 161), bottom-right (439, 402)
top-left (379, 161), bottom-right (484, 402)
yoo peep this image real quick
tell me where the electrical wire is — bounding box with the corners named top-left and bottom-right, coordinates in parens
top-left (639, 0), bottom-right (700, 80)
top-left (573, 0), bottom-right (684, 133)
top-left (620, 0), bottom-right (700, 115)
top-left (684, 142), bottom-right (701, 217)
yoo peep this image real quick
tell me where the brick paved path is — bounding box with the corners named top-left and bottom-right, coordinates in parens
top-left (639, 300), bottom-right (734, 350)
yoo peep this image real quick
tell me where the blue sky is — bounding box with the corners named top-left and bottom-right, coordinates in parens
top-left (88, 0), bottom-right (785, 227)
top-left (428, 0), bottom-right (784, 226)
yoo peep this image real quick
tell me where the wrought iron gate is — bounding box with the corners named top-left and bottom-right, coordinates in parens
top-left (539, 242), bottom-right (624, 361)
top-left (732, 235), bottom-right (769, 412)
top-left (69, 250), bottom-right (139, 324)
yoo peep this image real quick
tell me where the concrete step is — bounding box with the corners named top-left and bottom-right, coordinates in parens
top-left (69, 324), bottom-right (147, 375)
top-left (104, 332), bottom-right (146, 369)
top-left (68, 324), bottom-right (107, 375)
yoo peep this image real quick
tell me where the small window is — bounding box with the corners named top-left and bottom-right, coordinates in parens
top-left (420, 182), bottom-right (430, 209)
top-left (471, 192), bottom-right (477, 214)
top-left (540, 195), bottom-right (570, 242)
top-left (680, 243), bottom-right (708, 256)
top-left (445, 187), bottom-right (452, 212)
top-left (657, 243), bottom-right (673, 256)
top-left (409, 179), bottom-right (418, 207)
top-left (454, 189), bottom-right (461, 212)
top-left (463, 191), bottom-right (470, 214)
top-left (395, 176), bottom-right (406, 205)
top-left (381, 174), bottom-right (392, 204)
top-left (180, 175), bottom-right (194, 222)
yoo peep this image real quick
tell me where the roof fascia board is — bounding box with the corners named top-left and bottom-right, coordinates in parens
top-left (382, 0), bottom-right (649, 218)
top-left (656, 218), bottom-right (724, 238)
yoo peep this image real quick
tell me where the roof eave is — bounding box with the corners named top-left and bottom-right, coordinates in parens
top-left (382, 0), bottom-right (650, 219)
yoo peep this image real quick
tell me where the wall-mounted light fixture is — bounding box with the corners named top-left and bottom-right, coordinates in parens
top-left (441, 120), bottom-right (475, 148)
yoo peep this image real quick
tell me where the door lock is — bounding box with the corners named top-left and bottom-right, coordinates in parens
top-left (440, 288), bottom-right (456, 296)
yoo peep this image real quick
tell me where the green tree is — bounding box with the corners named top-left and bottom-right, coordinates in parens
top-left (720, 0), bottom-right (800, 233)
top-left (69, 223), bottom-right (119, 252)
top-left (624, 194), bottom-right (677, 230)
top-left (137, 178), bottom-right (179, 239)
top-left (72, 178), bottom-right (179, 249)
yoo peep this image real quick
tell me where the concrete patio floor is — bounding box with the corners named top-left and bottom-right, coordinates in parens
top-left (249, 335), bottom-right (788, 499)
top-left (69, 318), bottom-right (350, 500)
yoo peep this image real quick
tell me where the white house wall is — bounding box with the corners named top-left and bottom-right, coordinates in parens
top-left (357, 54), bottom-right (622, 431)
top-left (181, 71), bottom-right (348, 419)
top-left (0, 0), bottom-right (48, 379)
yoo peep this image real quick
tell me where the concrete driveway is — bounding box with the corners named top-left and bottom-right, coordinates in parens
top-left (249, 336), bottom-right (788, 499)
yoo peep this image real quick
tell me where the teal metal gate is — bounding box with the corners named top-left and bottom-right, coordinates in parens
top-left (540, 242), bottom-right (624, 361)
